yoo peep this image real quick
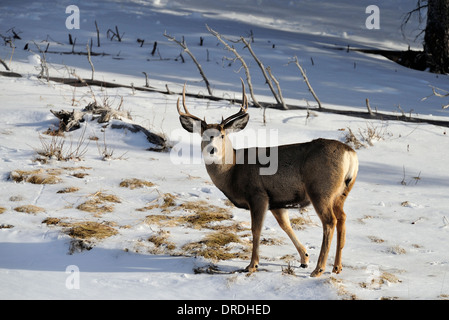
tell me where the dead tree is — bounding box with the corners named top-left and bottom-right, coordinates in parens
top-left (291, 56), bottom-right (322, 109)
top-left (206, 25), bottom-right (261, 108)
top-left (422, 85), bottom-right (449, 109)
top-left (240, 36), bottom-right (287, 109)
top-left (86, 42), bottom-right (95, 80)
top-left (95, 21), bottom-right (100, 47)
top-left (164, 32), bottom-right (212, 96)
top-left (0, 57), bottom-right (9, 71)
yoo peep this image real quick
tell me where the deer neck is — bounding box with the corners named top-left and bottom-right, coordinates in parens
top-left (204, 148), bottom-right (236, 193)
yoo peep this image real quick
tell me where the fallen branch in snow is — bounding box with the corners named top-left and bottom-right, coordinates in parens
top-left (422, 85), bottom-right (449, 109)
top-left (0, 57), bottom-right (10, 71)
top-left (50, 103), bottom-right (168, 151)
top-left (164, 32), bottom-right (212, 96)
top-left (2, 71), bottom-right (449, 128)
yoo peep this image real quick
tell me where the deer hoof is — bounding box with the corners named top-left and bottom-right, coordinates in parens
top-left (300, 263), bottom-right (308, 268)
top-left (244, 264), bottom-right (258, 273)
top-left (310, 268), bottom-right (324, 277)
top-left (332, 265), bottom-right (342, 274)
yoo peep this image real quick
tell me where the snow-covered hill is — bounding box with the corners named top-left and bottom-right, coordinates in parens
top-left (1, 0), bottom-right (449, 300)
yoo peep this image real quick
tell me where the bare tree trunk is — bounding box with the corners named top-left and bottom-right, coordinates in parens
top-left (164, 32), bottom-right (212, 96)
top-left (424, 0), bottom-right (449, 73)
top-left (291, 56), bottom-right (322, 109)
top-left (206, 25), bottom-right (261, 108)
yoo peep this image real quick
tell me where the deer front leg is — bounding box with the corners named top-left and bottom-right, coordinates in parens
top-left (271, 208), bottom-right (309, 268)
top-left (245, 199), bottom-right (268, 273)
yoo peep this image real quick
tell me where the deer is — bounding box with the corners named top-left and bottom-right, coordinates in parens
top-left (176, 80), bottom-right (358, 277)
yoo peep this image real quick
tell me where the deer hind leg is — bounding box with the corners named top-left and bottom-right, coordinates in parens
top-left (333, 195), bottom-right (347, 274)
top-left (310, 201), bottom-right (337, 278)
top-left (271, 208), bottom-right (309, 268)
top-left (245, 198), bottom-right (268, 273)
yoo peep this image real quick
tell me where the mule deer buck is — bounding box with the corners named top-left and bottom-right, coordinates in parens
top-left (177, 80), bottom-right (358, 277)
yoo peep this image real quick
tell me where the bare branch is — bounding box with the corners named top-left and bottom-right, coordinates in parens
top-left (164, 32), bottom-right (212, 96)
top-left (207, 24), bottom-right (261, 108)
top-left (0, 57), bottom-right (10, 71)
top-left (86, 41), bottom-right (95, 81)
top-left (240, 36), bottom-right (287, 109)
top-left (290, 56), bottom-right (322, 109)
top-left (266, 66), bottom-right (287, 110)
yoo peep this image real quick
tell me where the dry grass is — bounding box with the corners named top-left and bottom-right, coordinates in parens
top-left (281, 262), bottom-right (296, 275)
top-left (0, 206), bottom-right (6, 214)
top-left (137, 193), bottom-right (177, 213)
top-left (359, 271), bottom-right (401, 290)
top-left (42, 217), bottom-right (61, 225)
top-left (66, 221), bottom-right (118, 240)
top-left (388, 245), bottom-right (407, 255)
top-left (327, 276), bottom-right (358, 300)
top-left (143, 214), bottom-right (179, 227)
top-left (182, 231), bottom-right (245, 261)
top-left (344, 122), bottom-right (390, 149)
top-left (179, 200), bottom-right (233, 229)
top-left (120, 178), bottom-right (155, 189)
top-left (290, 215), bottom-right (314, 230)
top-left (14, 205), bottom-right (45, 214)
top-left (344, 128), bottom-right (365, 150)
top-left (76, 191), bottom-right (120, 215)
top-left (77, 200), bottom-right (115, 215)
top-left (148, 230), bottom-right (176, 252)
top-left (368, 235), bottom-right (385, 243)
top-left (57, 187), bottom-right (80, 194)
top-left (34, 129), bottom-right (89, 163)
top-left (10, 169), bottom-right (62, 185)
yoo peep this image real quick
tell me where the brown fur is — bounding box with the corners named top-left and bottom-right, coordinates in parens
top-left (178, 82), bottom-right (358, 277)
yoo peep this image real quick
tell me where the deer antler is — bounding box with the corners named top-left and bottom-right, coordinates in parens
top-left (221, 78), bottom-right (249, 126)
top-left (177, 83), bottom-right (203, 122)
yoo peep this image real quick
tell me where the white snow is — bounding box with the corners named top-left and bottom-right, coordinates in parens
top-left (1, 0), bottom-right (449, 300)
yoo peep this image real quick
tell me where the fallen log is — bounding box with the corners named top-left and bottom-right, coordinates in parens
top-left (50, 103), bottom-right (168, 151)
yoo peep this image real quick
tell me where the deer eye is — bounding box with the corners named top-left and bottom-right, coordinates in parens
top-left (221, 135), bottom-right (224, 139)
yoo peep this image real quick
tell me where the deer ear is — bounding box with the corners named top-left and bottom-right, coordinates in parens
top-left (223, 114), bottom-right (249, 134)
top-left (179, 115), bottom-right (207, 133)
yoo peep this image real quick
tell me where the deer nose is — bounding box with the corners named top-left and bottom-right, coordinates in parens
top-left (210, 147), bottom-right (217, 155)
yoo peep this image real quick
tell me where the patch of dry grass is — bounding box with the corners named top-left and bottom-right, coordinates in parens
top-left (120, 178), bottom-right (155, 189)
top-left (290, 215), bottom-right (314, 230)
top-left (143, 214), bottom-right (179, 227)
top-left (148, 230), bottom-right (176, 252)
top-left (42, 217), bottom-right (62, 225)
top-left (0, 206), bottom-right (6, 214)
top-left (14, 205), bottom-right (45, 214)
top-left (10, 169), bottom-right (62, 185)
top-left (179, 200), bottom-right (233, 229)
top-left (57, 187), bottom-right (80, 194)
top-left (359, 271), bottom-right (401, 290)
top-left (182, 231), bottom-right (244, 261)
top-left (137, 193), bottom-right (177, 213)
top-left (76, 191), bottom-right (120, 215)
top-left (66, 221), bottom-right (118, 240)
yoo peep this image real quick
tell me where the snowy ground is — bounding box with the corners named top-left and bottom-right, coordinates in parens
top-left (1, 0), bottom-right (449, 300)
